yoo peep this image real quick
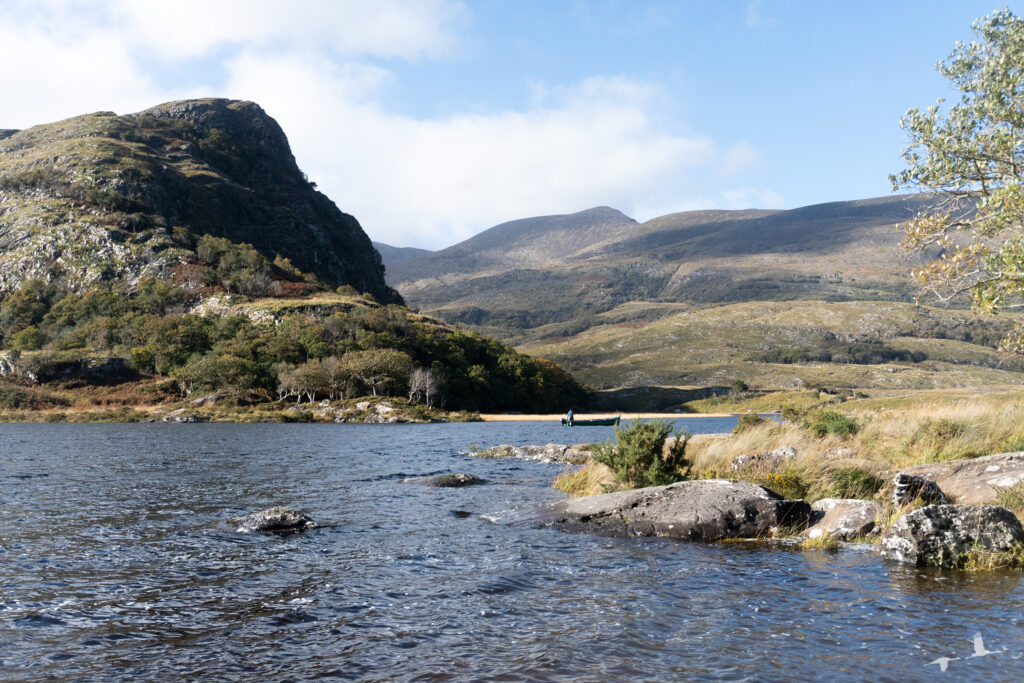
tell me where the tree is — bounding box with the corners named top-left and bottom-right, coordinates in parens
top-left (893, 9), bottom-right (1024, 351)
top-left (344, 348), bottom-right (413, 397)
top-left (408, 366), bottom-right (443, 407)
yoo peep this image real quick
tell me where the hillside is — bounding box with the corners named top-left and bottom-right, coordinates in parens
top-left (373, 241), bottom-right (433, 267)
top-left (387, 195), bottom-right (936, 336)
top-left (0, 100), bottom-right (588, 418)
top-left (0, 98), bottom-right (398, 302)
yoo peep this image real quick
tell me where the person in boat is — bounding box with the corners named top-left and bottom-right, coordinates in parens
top-left (564, 409), bottom-right (574, 426)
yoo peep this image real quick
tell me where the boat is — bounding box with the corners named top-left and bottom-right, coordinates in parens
top-left (561, 416), bottom-right (620, 426)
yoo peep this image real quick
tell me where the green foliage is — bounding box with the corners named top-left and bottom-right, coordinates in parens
top-left (591, 419), bottom-right (691, 489)
top-left (803, 410), bottom-right (859, 438)
top-left (8, 326), bottom-right (45, 350)
top-left (733, 413), bottom-right (768, 434)
top-left (754, 470), bottom-right (808, 500)
top-left (892, 9), bottom-right (1024, 351)
top-left (820, 467), bottom-right (885, 500)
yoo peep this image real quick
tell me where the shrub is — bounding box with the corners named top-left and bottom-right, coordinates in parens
top-left (996, 482), bottom-right (1024, 521)
top-left (8, 325), bottom-right (46, 350)
top-left (803, 410), bottom-right (859, 438)
top-left (733, 413), bottom-right (768, 434)
top-left (591, 419), bottom-right (690, 489)
top-left (756, 470), bottom-right (808, 500)
top-left (821, 467), bottom-right (885, 500)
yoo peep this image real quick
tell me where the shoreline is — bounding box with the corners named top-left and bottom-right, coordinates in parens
top-left (478, 412), bottom-right (742, 422)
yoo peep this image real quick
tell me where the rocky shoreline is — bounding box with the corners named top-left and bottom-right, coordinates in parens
top-left (474, 442), bottom-right (1024, 570)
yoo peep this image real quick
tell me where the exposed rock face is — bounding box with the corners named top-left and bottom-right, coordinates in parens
top-left (539, 479), bottom-right (810, 541)
top-left (232, 506), bottom-right (317, 533)
top-left (422, 473), bottom-right (486, 488)
top-left (804, 498), bottom-right (881, 541)
top-left (477, 443), bottom-right (590, 464)
top-left (892, 473), bottom-right (946, 506)
top-left (880, 505), bottom-right (1024, 568)
top-left (898, 452), bottom-right (1024, 505)
top-left (824, 447), bottom-right (858, 460)
top-left (730, 446), bottom-right (798, 472)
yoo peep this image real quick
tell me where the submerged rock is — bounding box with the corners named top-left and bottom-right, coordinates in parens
top-left (232, 506), bottom-right (317, 533)
top-left (880, 504), bottom-right (1024, 568)
top-left (892, 473), bottom-right (946, 506)
top-left (897, 452), bottom-right (1024, 505)
top-left (804, 498), bottom-right (881, 541)
top-left (423, 473), bottom-right (487, 488)
top-left (539, 479), bottom-right (810, 541)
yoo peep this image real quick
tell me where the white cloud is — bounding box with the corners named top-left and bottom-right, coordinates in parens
top-left (1, 0), bottom-right (779, 250)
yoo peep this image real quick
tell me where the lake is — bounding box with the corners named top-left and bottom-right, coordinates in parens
top-left (2, 421), bottom-right (1023, 680)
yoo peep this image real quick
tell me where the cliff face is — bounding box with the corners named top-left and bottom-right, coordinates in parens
top-left (0, 98), bottom-right (399, 302)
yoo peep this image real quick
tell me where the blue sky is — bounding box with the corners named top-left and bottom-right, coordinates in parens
top-left (1, 1), bottom-right (1017, 249)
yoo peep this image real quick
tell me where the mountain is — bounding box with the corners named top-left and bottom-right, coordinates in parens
top-left (386, 195), bottom-right (936, 336)
top-left (0, 98), bottom-right (399, 302)
top-left (372, 241), bottom-right (433, 268)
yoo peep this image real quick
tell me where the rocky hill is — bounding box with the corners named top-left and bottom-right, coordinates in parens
top-left (0, 100), bottom-right (589, 417)
top-left (0, 98), bottom-right (398, 302)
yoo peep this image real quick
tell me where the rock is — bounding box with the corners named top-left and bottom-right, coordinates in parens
top-left (880, 505), bottom-right (1024, 568)
top-left (191, 394), bottom-right (226, 406)
top-left (423, 473), bottom-right (487, 487)
top-left (729, 446), bottom-right (797, 472)
top-left (804, 498), bottom-right (881, 541)
top-left (476, 443), bottom-right (590, 464)
top-left (375, 403), bottom-right (393, 415)
top-left (539, 479), bottom-right (811, 541)
top-left (161, 413), bottom-right (210, 423)
top-left (363, 414), bottom-right (386, 424)
top-left (355, 401), bottom-right (371, 411)
top-left (824, 447), bottom-right (858, 460)
top-left (892, 473), bottom-right (946, 506)
top-left (232, 506), bottom-right (317, 533)
top-left (896, 452), bottom-right (1024, 505)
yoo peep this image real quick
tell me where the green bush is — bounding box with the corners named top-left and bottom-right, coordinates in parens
top-left (803, 410), bottom-right (859, 438)
top-left (592, 419), bottom-right (691, 489)
top-left (8, 325), bottom-right (46, 350)
top-left (821, 467), bottom-right (885, 500)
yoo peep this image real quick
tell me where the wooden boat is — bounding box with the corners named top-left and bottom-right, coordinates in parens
top-left (561, 416), bottom-right (620, 426)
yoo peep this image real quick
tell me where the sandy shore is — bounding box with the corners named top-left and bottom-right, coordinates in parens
top-left (478, 412), bottom-right (740, 422)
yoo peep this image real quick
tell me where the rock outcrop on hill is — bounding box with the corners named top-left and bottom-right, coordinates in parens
top-left (898, 452), bottom-right (1024, 505)
top-left (0, 98), bottom-right (399, 302)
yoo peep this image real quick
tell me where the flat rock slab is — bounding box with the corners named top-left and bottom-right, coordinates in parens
top-left (898, 452), bottom-right (1024, 504)
top-left (423, 473), bottom-right (487, 487)
top-left (880, 504), bottom-right (1024, 568)
top-left (539, 479), bottom-right (810, 541)
top-left (232, 506), bottom-right (317, 533)
top-left (804, 498), bottom-right (881, 541)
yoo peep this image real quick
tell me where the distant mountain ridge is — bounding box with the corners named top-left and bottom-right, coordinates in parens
top-left (386, 195), bottom-right (934, 336)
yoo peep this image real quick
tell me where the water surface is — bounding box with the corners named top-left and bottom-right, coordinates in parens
top-left (2, 422), bottom-right (1022, 680)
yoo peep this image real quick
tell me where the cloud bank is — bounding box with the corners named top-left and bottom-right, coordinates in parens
top-left (0, 1), bottom-right (781, 249)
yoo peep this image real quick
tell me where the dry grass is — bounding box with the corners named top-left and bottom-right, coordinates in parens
top-left (552, 461), bottom-right (617, 497)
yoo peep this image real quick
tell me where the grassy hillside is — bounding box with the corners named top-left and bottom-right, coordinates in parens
top-left (519, 300), bottom-right (1024, 396)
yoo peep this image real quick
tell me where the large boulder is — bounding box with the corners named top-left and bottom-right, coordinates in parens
top-left (880, 505), bottom-right (1024, 568)
top-left (898, 452), bottom-right (1024, 504)
top-left (804, 498), bottom-right (881, 541)
top-left (892, 473), bottom-right (946, 506)
top-left (232, 506), bottom-right (317, 533)
top-left (539, 479), bottom-right (810, 541)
